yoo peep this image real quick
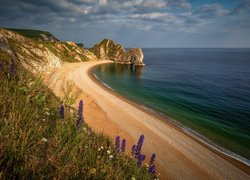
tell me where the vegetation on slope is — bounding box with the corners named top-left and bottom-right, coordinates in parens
top-left (0, 54), bottom-right (158, 179)
top-left (7, 28), bottom-right (57, 40)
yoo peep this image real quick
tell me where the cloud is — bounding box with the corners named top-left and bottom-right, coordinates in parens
top-left (0, 0), bottom-right (250, 47)
top-left (193, 3), bottom-right (229, 19)
top-left (230, 0), bottom-right (250, 15)
top-left (129, 12), bottom-right (176, 23)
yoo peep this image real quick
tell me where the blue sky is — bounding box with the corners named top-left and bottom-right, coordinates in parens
top-left (0, 0), bottom-right (250, 48)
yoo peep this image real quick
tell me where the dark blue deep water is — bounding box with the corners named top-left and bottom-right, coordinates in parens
top-left (93, 48), bottom-right (250, 161)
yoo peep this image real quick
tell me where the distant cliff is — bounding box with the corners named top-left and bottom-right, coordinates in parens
top-left (90, 39), bottom-right (144, 66)
top-left (0, 28), bottom-right (98, 73)
top-left (0, 28), bottom-right (144, 74)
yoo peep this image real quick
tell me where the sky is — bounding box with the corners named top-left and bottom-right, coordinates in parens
top-left (0, 0), bottom-right (250, 48)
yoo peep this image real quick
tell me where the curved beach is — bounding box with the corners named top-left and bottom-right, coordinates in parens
top-left (45, 61), bottom-right (249, 179)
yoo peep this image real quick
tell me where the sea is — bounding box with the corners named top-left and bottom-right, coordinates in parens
top-left (93, 48), bottom-right (250, 164)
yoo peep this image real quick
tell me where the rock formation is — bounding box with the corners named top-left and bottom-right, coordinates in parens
top-left (0, 28), bottom-right (99, 73)
top-left (0, 28), bottom-right (145, 75)
top-left (90, 39), bottom-right (144, 65)
top-left (0, 28), bottom-right (62, 73)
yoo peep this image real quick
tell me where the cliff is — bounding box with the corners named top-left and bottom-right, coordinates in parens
top-left (90, 39), bottom-right (144, 66)
top-left (0, 28), bottom-right (144, 74)
top-left (0, 28), bottom-right (98, 73)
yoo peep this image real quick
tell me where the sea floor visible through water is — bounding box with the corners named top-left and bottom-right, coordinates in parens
top-left (93, 48), bottom-right (250, 163)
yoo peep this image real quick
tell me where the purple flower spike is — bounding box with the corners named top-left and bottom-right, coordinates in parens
top-left (59, 105), bottom-right (65, 119)
top-left (135, 134), bottom-right (144, 158)
top-left (76, 100), bottom-right (84, 131)
top-left (137, 154), bottom-right (145, 166)
top-left (149, 164), bottom-right (156, 174)
top-left (0, 62), bottom-right (3, 73)
top-left (149, 153), bottom-right (156, 166)
top-left (131, 145), bottom-right (136, 156)
top-left (115, 136), bottom-right (120, 152)
top-left (121, 139), bottom-right (126, 153)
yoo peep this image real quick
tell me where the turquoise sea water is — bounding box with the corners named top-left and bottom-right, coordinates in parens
top-left (93, 48), bottom-right (250, 162)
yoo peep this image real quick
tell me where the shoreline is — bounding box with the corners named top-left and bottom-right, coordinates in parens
top-left (45, 61), bottom-right (249, 179)
top-left (89, 62), bottom-right (250, 174)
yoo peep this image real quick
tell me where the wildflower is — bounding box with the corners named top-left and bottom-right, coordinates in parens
top-left (101, 146), bottom-right (104, 150)
top-left (107, 150), bottom-right (111, 155)
top-left (131, 177), bottom-right (136, 180)
top-left (131, 145), bottom-right (136, 156)
top-left (115, 136), bottom-right (120, 152)
top-left (137, 154), bottom-right (145, 166)
top-left (109, 155), bottom-right (114, 159)
top-left (135, 134), bottom-right (144, 158)
top-left (149, 153), bottom-right (156, 166)
top-left (149, 164), bottom-right (156, 174)
top-left (42, 138), bottom-right (48, 142)
top-left (121, 139), bottom-right (126, 153)
top-left (59, 105), bottom-right (65, 119)
top-left (0, 62), bottom-right (2, 73)
top-left (76, 100), bottom-right (84, 131)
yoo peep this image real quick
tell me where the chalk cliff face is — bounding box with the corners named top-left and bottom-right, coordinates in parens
top-left (0, 28), bottom-right (98, 73)
top-left (90, 39), bottom-right (144, 65)
top-left (0, 28), bottom-right (145, 74)
top-left (0, 28), bottom-right (62, 73)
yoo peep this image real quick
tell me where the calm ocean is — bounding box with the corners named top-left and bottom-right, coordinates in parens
top-left (93, 48), bottom-right (250, 162)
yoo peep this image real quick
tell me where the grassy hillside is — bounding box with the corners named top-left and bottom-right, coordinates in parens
top-left (0, 53), bottom-right (158, 179)
top-left (7, 28), bottom-right (53, 39)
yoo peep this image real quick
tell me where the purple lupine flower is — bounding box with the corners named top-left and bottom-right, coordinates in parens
top-left (76, 100), bottom-right (84, 131)
top-left (135, 134), bottom-right (144, 158)
top-left (149, 153), bottom-right (156, 166)
top-left (121, 139), bottom-right (126, 153)
top-left (149, 164), bottom-right (156, 174)
top-left (0, 62), bottom-right (3, 73)
top-left (131, 145), bottom-right (136, 156)
top-left (59, 105), bottom-right (65, 119)
top-left (10, 59), bottom-right (16, 77)
top-left (115, 136), bottom-right (120, 152)
top-left (137, 154), bottom-right (145, 166)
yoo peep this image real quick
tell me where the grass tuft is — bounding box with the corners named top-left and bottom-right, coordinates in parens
top-left (0, 57), bottom-right (158, 179)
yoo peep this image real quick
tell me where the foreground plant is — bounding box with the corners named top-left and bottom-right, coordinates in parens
top-left (0, 57), bottom-right (158, 179)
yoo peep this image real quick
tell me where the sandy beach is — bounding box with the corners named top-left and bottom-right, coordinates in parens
top-left (44, 60), bottom-right (249, 180)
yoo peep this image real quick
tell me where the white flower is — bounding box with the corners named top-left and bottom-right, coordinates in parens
top-left (109, 155), bottom-right (113, 159)
top-left (107, 150), bottom-right (111, 154)
top-left (42, 138), bottom-right (48, 142)
top-left (98, 148), bottom-right (101, 151)
top-left (131, 177), bottom-right (136, 180)
top-left (101, 146), bottom-right (104, 149)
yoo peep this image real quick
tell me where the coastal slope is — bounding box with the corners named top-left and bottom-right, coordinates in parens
top-left (45, 61), bottom-right (249, 180)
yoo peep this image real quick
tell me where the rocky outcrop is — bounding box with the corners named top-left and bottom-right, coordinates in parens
top-left (0, 28), bottom-right (100, 73)
top-left (0, 28), bottom-right (62, 73)
top-left (90, 39), bottom-right (144, 65)
top-left (38, 33), bottom-right (59, 42)
top-left (0, 33), bottom-right (14, 55)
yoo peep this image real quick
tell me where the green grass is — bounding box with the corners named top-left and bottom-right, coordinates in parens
top-left (0, 56), bottom-right (158, 179)
top-left (7, 28), bottom-right (52, 39)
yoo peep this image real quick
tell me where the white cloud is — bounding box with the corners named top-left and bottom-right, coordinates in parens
top-left (129, 12), bottom-right (176, 23)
